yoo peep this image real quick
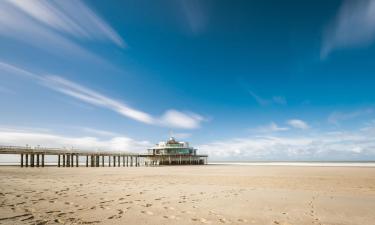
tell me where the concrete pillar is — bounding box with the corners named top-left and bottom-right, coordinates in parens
top-left (31, 154), bottom-right (35, 167)
top-left (36, 154), bottom-right (40, 167)
top-left (90, 155), bottom-right (93, 167)
top-left (118, 155), bottom-right (120, 167)
top-left (25, 154), bottom-right (28, 167)
top-left (101, 155), bottom-right (104, 167)
top-left (96, 155), bottom-right (100, 167)
top-left (75, 155), bottom-right (79, 167)
top-left (113, 156), bottom-right (116, 167)
top-left (86, 155), bottom-right (88, 167)
top-left (63, 155), bottom-right (66, 167)
top-left (58, 155), bottom-right (60, 167)
top-left (126, 156), bottom-right (129, 167)
top-left (70, 154), bottom-right (74, 167)
top-left (21, 154), bottom-right (24, 167)
top-left (42, 154), bottom-right (45, 167)
top-left (123, 156), bottom-right (125, 167)
top-left (109, 155), bottom-right (111, 167)
top-left (67, 154), bottom-right (71, 167)
top-left (131, 156), bottom-right (133, 167)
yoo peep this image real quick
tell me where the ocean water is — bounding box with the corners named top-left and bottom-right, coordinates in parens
top-left (209, 161), bottom-right (375, 167)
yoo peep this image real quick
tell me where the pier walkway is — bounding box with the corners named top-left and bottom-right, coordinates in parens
top-left (0, 145), bottom-right (143, 167)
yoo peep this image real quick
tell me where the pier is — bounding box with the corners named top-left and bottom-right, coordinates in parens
top-left (0, 145), bottom-right (208, 167)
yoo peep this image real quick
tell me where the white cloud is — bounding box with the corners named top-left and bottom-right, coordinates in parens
top-left (321, 0), bottom-right (375, 58)
top-left (287, 119), bottom-right (309, 130)
top-left (159, 110), bottom-right (204, 129)
top-left (328, 109), bottom-right (373, 125)
top-left (0, 62), bottom-right (205, 130)
top-left (249, 91), bottom-right (287, 106)
top-left (251, 122), bottom-right (289, 133)
top-left (0, 129), bottom-right (149, 153)
top-left (199, 126), bottom-right (375, 161)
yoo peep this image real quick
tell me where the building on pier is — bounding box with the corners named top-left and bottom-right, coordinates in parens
top-left (144, 137), bottom-right (208, 165)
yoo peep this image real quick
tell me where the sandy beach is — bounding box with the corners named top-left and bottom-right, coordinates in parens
top-left (0, 165), bottom-right (374, 225)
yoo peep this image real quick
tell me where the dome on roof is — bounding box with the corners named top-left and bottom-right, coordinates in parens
top-left (167, 137), bottom-right (178, 144)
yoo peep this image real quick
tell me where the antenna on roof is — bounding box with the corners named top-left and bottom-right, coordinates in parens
top-left (169, 129), bottom-right (174, 138)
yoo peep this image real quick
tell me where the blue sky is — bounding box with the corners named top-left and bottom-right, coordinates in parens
top-left (0, 0), bottom-right (375, 161)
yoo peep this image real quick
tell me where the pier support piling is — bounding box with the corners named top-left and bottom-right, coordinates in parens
top-left (31, 154), bottom-right (35, 167)
top-left (42, 154), bottom-right (45, 167)
top-left (21, 154), bottom-right (24, 167)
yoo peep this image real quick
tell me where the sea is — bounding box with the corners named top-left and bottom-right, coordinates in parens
top-left (209, 161), bottom-right (375, 167)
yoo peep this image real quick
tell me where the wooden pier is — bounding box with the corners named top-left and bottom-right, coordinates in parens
top-left (0, 145), bottom-right (208, 167)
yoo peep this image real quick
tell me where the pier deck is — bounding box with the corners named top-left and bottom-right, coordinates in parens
top-left (0, 145), bottom-right (208, 167)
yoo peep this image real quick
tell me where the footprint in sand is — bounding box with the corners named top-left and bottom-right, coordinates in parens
top-left (181, 210), bottom-right (193, 214)
top-left (163, 215), bottom-right (176, 219)
top-left (219, 218), bottom-right (230, 223)
top-left (199, 218), bottom-right (211, 224)
top-left (141, 210), bottom-right (154, 215)
top-left (54, 218), bottom-right (65, 224)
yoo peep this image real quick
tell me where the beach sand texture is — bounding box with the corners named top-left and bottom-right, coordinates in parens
top-left (0, 165), bottom-right (374, 225)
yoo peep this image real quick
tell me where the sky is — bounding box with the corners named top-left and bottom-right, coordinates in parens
top-left (0, 0), bottom-right (375, 161)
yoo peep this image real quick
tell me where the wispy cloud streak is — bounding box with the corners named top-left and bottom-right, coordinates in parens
top-left (4, 0), bottom-right (125, 47)
top-left (249, 91), bottom-right (287, 106)
top-left (0, 0), bottom-right (125, 62)
top-left (0, 62), bottom-right (205, 129)
top-left (328, 108), bottom-right (373, 125)
top-left (322, 0), bottom-right (375, 58)
top-left (250, 122), bottom-right (289, 133)
top-left (179, 0), bottom-right (209, 34)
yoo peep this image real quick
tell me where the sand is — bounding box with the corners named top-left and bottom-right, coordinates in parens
top-left (0, 165), bottom-right (374, 225)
